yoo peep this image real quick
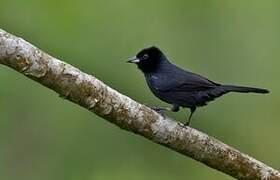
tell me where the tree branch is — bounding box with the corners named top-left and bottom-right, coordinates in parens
top-left (0, 28), bottom-right (279, 180)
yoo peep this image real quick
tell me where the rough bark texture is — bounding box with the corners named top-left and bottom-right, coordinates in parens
top-left (0, 28), bottom-right (279, 180)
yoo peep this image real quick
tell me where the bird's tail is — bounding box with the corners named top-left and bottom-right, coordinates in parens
top-left (194, 84), bottom-right (269, 106)
top-left (221, 85), bottom-right (269, 94)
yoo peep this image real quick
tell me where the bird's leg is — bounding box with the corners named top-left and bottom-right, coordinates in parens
top-left (146, 104), bottom-right (180, 116)
top-left (184, 107), bottom-right (196, 126)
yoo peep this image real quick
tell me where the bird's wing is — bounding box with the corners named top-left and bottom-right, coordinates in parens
top-left (153, 69), bottom-right (220, 92)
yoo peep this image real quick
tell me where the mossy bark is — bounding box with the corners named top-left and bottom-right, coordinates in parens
top-left (0, 29), bottom-right (279, 180)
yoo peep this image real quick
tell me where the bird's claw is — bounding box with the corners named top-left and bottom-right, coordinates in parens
top-left (145, 105), bottom-right (167, 116)
top-left (177, 121), bottom-right (190, 128)
top-left (157, 110), bottom-right (166, 117)
top-left (184, 121), bottom-right (190, 126)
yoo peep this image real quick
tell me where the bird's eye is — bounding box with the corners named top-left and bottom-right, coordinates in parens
top-left (142, 54), bottom-right (149, 60)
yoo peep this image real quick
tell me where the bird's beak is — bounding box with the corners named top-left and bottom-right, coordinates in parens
top-left (127, 56), bottom-right (140, 63)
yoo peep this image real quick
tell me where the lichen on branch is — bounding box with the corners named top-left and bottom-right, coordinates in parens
top-left (0, 29), bottom-right (279, 180)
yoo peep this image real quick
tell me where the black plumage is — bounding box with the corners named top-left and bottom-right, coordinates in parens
top-left (128, 46), bottom-right (269, 126)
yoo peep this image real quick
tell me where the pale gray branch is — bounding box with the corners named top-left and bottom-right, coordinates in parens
top-left (0, 28), bottom-right (279, 180)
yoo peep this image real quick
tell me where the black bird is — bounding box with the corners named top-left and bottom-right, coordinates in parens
top-left (128, 46), bottom-right (269, 126)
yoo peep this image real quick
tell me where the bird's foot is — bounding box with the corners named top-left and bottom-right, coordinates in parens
top-left (177, 121), bottom-right (190, 128)
top-left (145, 105), bottom-right (167, 116)
top-left (177, 122), bottom-right (185, 127)
top-left (184, 120), bottom-right (190, 126)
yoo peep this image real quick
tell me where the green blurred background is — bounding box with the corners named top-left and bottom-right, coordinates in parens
top-left (0, 0), bottom-right (279, 179)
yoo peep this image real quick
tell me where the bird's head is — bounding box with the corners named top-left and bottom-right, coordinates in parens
top-left (127, 46), bottom-right (167, 72)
